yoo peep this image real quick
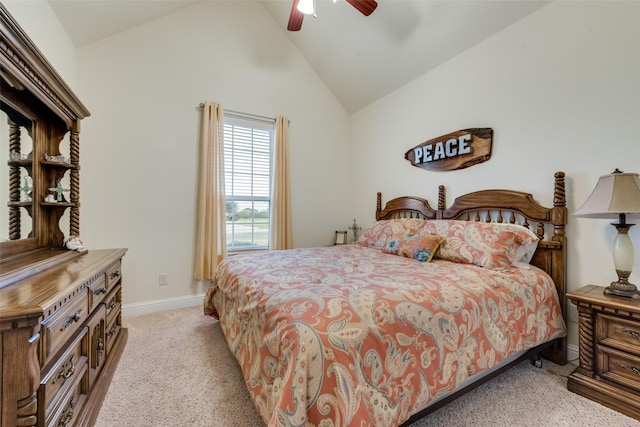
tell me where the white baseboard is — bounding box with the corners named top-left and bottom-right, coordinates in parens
top-left (122, 294), bottom-right (204, 317)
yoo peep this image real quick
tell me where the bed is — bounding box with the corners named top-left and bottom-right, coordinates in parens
top-left (203, 171), bottom-right (568, 427)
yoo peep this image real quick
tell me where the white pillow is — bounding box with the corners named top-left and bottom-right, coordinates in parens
top-left (487, 222), bottom-right (540, 268)
top-left (512, 240), bottom-right (539, 269)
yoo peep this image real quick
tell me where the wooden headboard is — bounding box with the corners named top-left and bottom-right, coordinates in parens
top-left (375, 171), bottom-right (567, 365)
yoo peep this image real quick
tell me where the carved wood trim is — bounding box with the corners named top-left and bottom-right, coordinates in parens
top-left (69, 126), bottom-right (80, 237)
top-left (577, 305), bottom-right (595, 375)
top-left (1, 323), bottom-right (40, 427)
top-left (1, 3), bottom-right (91, 281)
top-left (376, 194), bottom-right (436, 220)
top-left (16, 392), bottom-right (38, 427)
top-left (0, 6), bottom-right (90, 126)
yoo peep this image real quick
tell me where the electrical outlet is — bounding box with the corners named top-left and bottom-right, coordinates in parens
top-left (159, 273), bottom-right (169, 286)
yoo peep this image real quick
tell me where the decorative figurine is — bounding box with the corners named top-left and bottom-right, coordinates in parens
top-left (19, 176), bottom-right (32, 202)
top-left (64, 235), bottom-right (87, 252)
top-left (44, 194), bottom-right (57, 203)
top-left (45, 153), bottom-right (71, 164)
top-left (349, 218), bottom-right (362, 243)
top-left (9, 150), bottom-right (31, 161)
top-left (48, 181), bottom-right (70, 202)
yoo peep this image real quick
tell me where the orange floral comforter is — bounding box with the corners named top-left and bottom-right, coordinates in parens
top-left (204, 244), bottom-right (566, 427)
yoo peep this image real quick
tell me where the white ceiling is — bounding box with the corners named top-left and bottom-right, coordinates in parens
top-left (48, 0), bottom-right (549, 113)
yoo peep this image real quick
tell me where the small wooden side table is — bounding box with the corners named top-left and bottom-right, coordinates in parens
top-left (567, 285), bottom-right (640, 421)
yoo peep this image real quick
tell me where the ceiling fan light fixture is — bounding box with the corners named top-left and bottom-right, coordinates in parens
top-left (297, 0), bottom-right (315, 15)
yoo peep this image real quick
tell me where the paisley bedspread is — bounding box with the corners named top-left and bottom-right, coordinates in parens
top-left (203, 244), bottom-right (566, 427)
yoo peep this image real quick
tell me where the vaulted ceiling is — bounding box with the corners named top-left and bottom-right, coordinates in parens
top-left (48, 0), bottom-right (548, 113)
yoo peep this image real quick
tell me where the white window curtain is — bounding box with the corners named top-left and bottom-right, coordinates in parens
top-left (193, 101), bottom-right (226, 281)
top-left (269, 115), bottom-right (292, 250)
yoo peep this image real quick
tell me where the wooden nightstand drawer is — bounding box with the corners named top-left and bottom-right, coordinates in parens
top-left (567, 285), bottom-right (640, 420)
top-left (598, 313), bottom-right (640, 357)
top-left (41, 291), bottom-right (89, 367)
top-left (597, 345), bottom-right (640, 393)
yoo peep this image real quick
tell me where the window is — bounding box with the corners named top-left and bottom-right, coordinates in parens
top-left (223, 115), bottom-right (274, 251)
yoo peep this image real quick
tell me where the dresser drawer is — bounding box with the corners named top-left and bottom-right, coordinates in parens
top-left (39, 328), bottom-right (88, 421)
top-left (105, 285), bottom-right (121, 324)
top-left (87, 305), bottom-right (106, 389)
top-left (45, 362), bottom-right (88, 427)
top-left (598, 313), bottom-right (640, 357)
top-left (105, 260), bottom-right (122, 289)
top-left (105, 310), bottom-right (122, 357)
top-left (41, 291), bottom-right (89, 367)
top-left (597, 345), bottom-right (640, 393)
top-left (88, 274), bottom-right (108, 313)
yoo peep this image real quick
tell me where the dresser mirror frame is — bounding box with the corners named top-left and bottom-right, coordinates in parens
top-left (0, 4), bottom-right (90, 287)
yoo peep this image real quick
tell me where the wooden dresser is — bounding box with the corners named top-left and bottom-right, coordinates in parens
top-left (1, 5), bottom-right (128, 425)
top-left (567, 285), bottom-right (640, 421)
top-left (0, 249), bottom-right (128, 426)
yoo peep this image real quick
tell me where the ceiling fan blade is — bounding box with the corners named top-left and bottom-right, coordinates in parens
top-left (345, 0), bottom-right (378, 16)
top-left (287, 0), bottom-right (304, 31)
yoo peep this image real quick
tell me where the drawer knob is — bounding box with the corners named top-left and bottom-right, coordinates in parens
top-left (58, 397), bottom-right (74, 426)
top-left (53, 355), bottom-right (75, 384)
top-left (107, 299), bottom-right (116, 310)
top-left (94, 288), bottom-right (107, 296)
top-left (61, 310), bottom-right (83, 331)
top-left (625, 365), bottom-right (640, 377)
top-left (110, 270), bottom-right (121, 280)
top-left (107, 325), bottom-right (117, 338)
top-left (622, 328), bottom-right (640, 341)
top-left (97, 337), bottom-right (104, 366)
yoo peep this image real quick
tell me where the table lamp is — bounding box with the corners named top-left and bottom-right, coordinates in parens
top-left (574, 169), bottom-right (640, 299)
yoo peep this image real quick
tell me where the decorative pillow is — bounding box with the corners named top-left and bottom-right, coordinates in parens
top-left (383, 232), bottom-right (445, 262)
top-left (417, 220), bottom-right (539, 269)
top-left (356, 218), bottom-right (427, 249)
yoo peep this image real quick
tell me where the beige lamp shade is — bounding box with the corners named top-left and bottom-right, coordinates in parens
top-left (574, 171), bottom-right (640, 219)
top-left (574, 169), bottom-right (640, 298)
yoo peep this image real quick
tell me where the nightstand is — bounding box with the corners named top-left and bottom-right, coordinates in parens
top-left (567, 285), bottom-right (640, 420)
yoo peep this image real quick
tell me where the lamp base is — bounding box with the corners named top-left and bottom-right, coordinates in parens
top-left (604, 280), bottom-right (640, 299)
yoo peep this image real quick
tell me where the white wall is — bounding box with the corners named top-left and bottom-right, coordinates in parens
top-left (5, 1), bottom-right (640, 346)
top-left (73, 1), bottom-right (352, 305)
top-left (349, 1), bottom-right (640, 347)
top-left (3, 1), bottom-right (77, 87)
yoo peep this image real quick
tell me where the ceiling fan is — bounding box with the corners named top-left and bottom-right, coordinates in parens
top-left (287, 0), bottom-right (378, 31)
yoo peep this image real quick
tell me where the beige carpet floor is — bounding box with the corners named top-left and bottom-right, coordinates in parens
top-left (95, 305), bottom-right (640, 427)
